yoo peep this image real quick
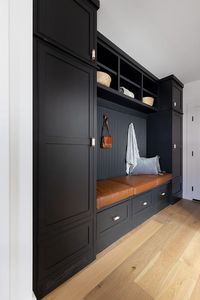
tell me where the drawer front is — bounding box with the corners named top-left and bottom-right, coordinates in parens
top-left (133, 191), bottom-right (152, 214)
top-left (134, 206), bottom-right (154, 228)
top-left (97, 200), bottom-right (131, 233)
top-left (133, 191), bottom-right (154, 228)
top-left (97, 200), bottom-right (131, 252)
top-left (154, 184), bottom-right (171, 213)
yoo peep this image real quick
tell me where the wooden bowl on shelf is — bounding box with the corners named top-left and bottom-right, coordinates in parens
top-left (142, 97), bottom-right (154, 107)
top-left (97, 71), bottom-right (112, 87)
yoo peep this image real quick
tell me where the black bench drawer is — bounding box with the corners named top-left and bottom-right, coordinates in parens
top-left (132, 191), bottom-right (154, 227)
top-left (133, 191), bottom-right (152, 214)
top-left (97, 200), bottom-right (131, 252)
top-left (154, 183), bottom-right (170, 213)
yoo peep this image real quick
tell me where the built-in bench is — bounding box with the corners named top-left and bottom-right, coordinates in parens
top-left (97, 173), bottom-right (172, 210)
top-left (96, 173), bottom-right (172, 252)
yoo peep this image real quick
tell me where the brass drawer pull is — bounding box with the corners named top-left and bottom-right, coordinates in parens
top-left (143, 202), bottom-right (148, 206)
top-left (112, 216), bottom-right (120, 222)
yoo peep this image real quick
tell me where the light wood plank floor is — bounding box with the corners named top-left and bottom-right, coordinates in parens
top-left (44, 200), bottom-right (200, 300)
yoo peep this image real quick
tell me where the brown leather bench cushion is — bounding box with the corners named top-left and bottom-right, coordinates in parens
top-left (112, 173), bottom-right (172, 195)
top-left (96, 180), bottom-right (134, 209)
top-left (96, 173), bottom-right (172, 210)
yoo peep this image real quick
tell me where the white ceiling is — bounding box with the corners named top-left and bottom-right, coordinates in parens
top-left (98, 0), bottom-right (200, 84)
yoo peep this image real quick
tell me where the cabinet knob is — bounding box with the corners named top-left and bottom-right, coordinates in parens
top-left (112, 216), bottom-right (120, 222)
top-left (143, 202), bottom-right (148, 206)
top-left (161, 192), bottom-right (166, 196)
top-left (173, 144), bottom-right (177, 149)
top-left (174, 101), bottom-right (177, 107)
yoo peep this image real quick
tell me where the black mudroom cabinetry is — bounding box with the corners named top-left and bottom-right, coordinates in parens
top-left (33, 0), bottom-right (99, 298)
top-left (148, 75), bottom-right (183, 203)
top-left (33, 1), bottom-right (183, 297)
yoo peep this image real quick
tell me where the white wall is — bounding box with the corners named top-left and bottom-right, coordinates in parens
top-left (0, 0), bottom-right (34, 299)
top-left (0, 0), bottom-right (10, 298)
top-left (183, 80), bottom-right (200, 199)
top-left (97, 0), bottom-right (200, 84)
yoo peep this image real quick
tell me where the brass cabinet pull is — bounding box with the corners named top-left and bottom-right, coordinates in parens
top-left (91, 49), bottom-right (96, 61)
top-left (90, 137), bottom-right (96, 147)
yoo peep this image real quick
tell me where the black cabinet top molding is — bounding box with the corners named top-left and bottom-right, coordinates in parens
top-left (98, 32), bottom-right (158, 81)
top-left (90, 0), bottom-right (100, 8)
top-left (159, 75), bottom-right (184, 88)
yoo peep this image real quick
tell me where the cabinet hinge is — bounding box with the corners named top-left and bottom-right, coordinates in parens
top-left (91, 49), bottom-right (96, 61)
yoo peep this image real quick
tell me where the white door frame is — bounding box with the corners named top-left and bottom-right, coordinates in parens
top-left (183, 104), bottom-right (200, 200)
top-left (0, 0), bottom-right (34, 299)
top-left (0, 1), bottom-right (10, 298)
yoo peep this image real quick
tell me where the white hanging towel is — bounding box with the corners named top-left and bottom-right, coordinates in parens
top-left (126, 123), bottom-right (140, 174)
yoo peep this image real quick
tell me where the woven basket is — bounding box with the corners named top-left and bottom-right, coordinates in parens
top-left (142, 97), bottom-right (154, 107)
top-left (97, 71), bottom-right (112, 87)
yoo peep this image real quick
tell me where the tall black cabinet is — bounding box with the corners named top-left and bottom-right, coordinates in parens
top-left (33, 0), bottom-right (99, 298)
top-left (148, 75), bottom-right (183, 203)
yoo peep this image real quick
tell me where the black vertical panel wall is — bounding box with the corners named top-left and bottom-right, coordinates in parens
top-left (97, 99), bottom-right (147, 179)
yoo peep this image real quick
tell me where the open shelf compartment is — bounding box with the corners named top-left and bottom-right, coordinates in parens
top-left (97, 84), bottom-right (158, 114)
top-left (97, 42), bottom-right (118, 73)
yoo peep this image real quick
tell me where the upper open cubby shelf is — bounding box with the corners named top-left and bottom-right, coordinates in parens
top-left (97, 32), bottom-right (159, 114)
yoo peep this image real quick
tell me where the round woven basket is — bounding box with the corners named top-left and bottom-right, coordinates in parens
top-left (142, 97), bottom-right (154, 107)
top-left (97, 71), bottom-right (112, 87)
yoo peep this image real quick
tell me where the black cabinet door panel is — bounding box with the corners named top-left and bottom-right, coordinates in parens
top-left (38, 41), bottom-right (93, 139)
top-left (172, 112), bottom-right (182, 178)
top-left (172, 84), bottom-right (183, 113)
top-left (39, 143), bottom-right (91, 227)
top-left (37, 219), bottom-right (94, 297)
top-left (34, 0), bottom-right (95, 62)
top-left (172, 177), bottom-right (182, 195)
top-left (38, 219), bottom-right (93, 279)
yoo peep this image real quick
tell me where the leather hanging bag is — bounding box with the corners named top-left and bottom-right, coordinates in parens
top-left (100, 113), bottom-right (112, 149)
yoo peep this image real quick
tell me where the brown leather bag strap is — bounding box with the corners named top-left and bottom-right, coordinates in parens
top-left (101, 113), bottom-right (110, 136)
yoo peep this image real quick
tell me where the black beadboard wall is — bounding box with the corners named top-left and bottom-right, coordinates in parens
top-left (97, 98), bottom-right (147, 179)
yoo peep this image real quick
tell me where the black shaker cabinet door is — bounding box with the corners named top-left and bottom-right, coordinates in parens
top-left (34, 0), bottom-right (96, 62)
top-left (34, 39), bottom-right (96, 297)
top-left (172, 83), bottom-right (183, 113)
top-left (36, 40), bottom-right (95, 229)
top-left (172, 112), bottom-right (182, 178)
